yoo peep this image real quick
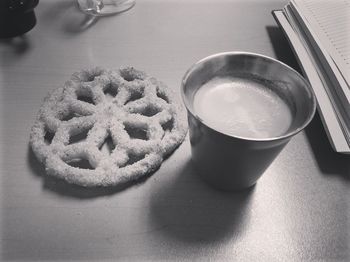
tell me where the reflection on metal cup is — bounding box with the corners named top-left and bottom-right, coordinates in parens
top-left (181, 52), bottom-right (316, 191)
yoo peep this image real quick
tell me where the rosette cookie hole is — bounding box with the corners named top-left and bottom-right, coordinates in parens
top-left (61, 111), bottom-right (83, 122)
top-left (44, 128), bottom-right (55, 145)
top-left (161, 118), bottom-right (174, 133)
top-left (59, 102), bottom-right (93, 121)
top-left (103, 83), bottom-right (118, 101)
top-left (99, 133), bottom-right (115, 155)
top-left (124, 88), bottom-right (144, 105)
top-left (65, 158), bottom-right (95, 170)
top-left (77, 93), bottom-right (95, 105)
top-left (81, 68), bottom-right (103, 82)
top-left (120, 153), bottom-right (145, 168)
top-left (124, 124), bottom-right (148, 140)
top-left (75, 87), bottom-right (96, 105)
top-left (156, 90), bottom-right (169, 103)
top-left (69, 128), bottom-right (91, 144)
top-left (141, 105), bottom-right (161, 117)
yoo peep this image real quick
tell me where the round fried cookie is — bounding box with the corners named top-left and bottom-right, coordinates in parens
top-left (30, 67), bottom-right (188, 187)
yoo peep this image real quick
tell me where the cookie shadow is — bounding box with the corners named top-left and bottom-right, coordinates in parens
top-left (149, 160), bottom-right (255, 244)
top-left (27, 145), bottom-right (151, 198)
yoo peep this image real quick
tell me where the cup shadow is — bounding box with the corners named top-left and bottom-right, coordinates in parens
top-left (149, 160), bottom-right (255, 244)
top-left (27, 145), bottom-right (151, 198)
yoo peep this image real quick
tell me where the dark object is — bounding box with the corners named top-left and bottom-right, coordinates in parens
top-left (0, 0), bottom-right (39, 38)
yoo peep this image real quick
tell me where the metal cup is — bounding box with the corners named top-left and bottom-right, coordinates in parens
top-left (181, 52), bottom-right (316, 191)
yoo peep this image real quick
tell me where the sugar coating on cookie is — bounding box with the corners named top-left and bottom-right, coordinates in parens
top-left (30, 67), bottom-right (188, 187)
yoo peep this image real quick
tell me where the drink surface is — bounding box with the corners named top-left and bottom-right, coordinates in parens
top-left (193, 76), bottom-right (293, 138)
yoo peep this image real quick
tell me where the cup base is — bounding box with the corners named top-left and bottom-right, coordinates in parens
top-left (192, 160), bottom-right (258, 191)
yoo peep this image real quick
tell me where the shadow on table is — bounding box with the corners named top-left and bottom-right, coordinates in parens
top-left (304, 113), bottom-right (350, 180)
top-left (0, 36), bottom-right (31, 55)
top-left (27, 145), bottom-right (151, 198)
top-left (266, 26), bottom-right (301, 73)
top-left (40, 0), bottom-right (98, 34)
top-left (266, 26), bottom-right (350, 180)
top-left (149, 160), bottom-right (254, 244)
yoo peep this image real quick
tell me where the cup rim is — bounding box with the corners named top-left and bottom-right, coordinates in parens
top-left (180, 51), bottom-right (317, 142)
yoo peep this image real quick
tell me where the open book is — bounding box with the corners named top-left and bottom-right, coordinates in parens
top-left (272, 0), bottom-right (350, 154)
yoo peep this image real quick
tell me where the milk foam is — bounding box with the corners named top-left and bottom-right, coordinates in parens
top-left (193, 76), bottom-right (293, 138)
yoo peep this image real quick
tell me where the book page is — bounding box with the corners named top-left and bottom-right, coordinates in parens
top-left (273, 10), bottom-right (350, 152)
top-left (292, 0), bottom-right (350, 86)
top-left (287, 2), bottom-right (350, 110)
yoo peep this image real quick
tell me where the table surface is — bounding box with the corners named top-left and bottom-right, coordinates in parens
top-left (1, 0), bottom-right (349, 261)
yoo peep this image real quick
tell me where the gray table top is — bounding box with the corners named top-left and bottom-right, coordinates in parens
top-left (1, 0), bottom-right (349, 261)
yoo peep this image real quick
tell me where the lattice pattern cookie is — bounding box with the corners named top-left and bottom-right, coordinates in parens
top-left (30, 67), bottom-right (187, 187)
